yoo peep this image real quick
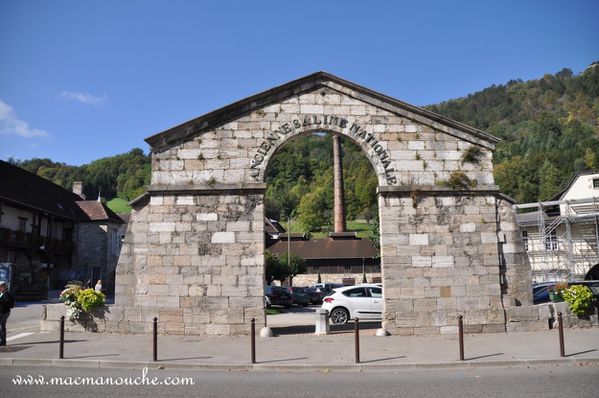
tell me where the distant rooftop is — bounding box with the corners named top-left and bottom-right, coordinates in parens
top-left (267, 235), bottom-right (378, 260)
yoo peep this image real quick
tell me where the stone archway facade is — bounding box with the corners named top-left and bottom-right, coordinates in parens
top-left (114, 72), bottom-right (533, 335)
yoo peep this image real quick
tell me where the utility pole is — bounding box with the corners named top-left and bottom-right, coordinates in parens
top-left (288, 214), bottom-right (291, 287)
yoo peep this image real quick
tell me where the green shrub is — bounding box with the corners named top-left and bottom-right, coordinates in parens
top-left (461, 146), bottom-right (484, 165)
top-left (76, 289), bottom-right (106, 312)
top-left (60, 282), bottom-right (106, 320)
top-left (561, 285), bottom-right (595, 316)
top-left (436, 171), bottom-right (478, 190)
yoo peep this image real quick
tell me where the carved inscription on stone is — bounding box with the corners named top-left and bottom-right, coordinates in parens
top-left (249, 114), bottom-right (397, 184)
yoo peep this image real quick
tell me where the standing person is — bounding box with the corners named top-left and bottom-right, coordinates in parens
top-left (0, 281), bottom-right (15, 346)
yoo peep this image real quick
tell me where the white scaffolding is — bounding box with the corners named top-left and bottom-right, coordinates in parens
top-left (513, 197), bottom-right (599, 282)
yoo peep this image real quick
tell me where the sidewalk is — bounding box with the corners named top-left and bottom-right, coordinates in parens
top-left (1, 326), bottom-right (598, 371)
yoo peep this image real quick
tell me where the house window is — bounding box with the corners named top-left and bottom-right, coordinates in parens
top-left (521, 230), bottom-right (529, 251)
top-left (111, 230), bottom-right (118, 255)
top-left (593, 178), bottom-right (599, 189)
top-left (545, 230), bottom-right (558, 251)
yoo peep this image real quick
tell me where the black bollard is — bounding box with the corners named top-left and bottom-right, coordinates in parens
top-left (557, 312), bottom-right (565, 357)
top-left (354, 318), bottom-right (360, 364)
top-left (153, 317), bottom-right (158, 362)
top-left (59, 315), bottom-right (65, 359)
top-left (251, 318), bottom-right (256, 364)
top-left (458, 314), bottom-right (464, 361)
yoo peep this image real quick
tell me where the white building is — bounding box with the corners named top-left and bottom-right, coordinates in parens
top-left (514, 171), bottom-right (599, 282)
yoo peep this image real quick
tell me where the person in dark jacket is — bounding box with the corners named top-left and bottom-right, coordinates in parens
top-left (0, 281), bottom-right (15, 346)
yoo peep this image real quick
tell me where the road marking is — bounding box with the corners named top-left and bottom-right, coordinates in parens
top-left (7, 332), bottom-right (35, 342)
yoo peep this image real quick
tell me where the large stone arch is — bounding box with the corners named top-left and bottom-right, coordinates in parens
top-left (115, 72), bottom-right (533, 335)
top-left (256, 123), bottom-right (390, 187)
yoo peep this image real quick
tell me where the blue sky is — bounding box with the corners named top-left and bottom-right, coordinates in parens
top-left (1, 0), bottom-right (598, 165)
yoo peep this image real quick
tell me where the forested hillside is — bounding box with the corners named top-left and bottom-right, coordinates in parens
top-left (8, 148), bottom-right (150, 205)
top-left (8, 63), bottom-right (599, 221)
top-left (428, 63), bottom-right (599, 202)
top-left (264, 134), bottom-right (378, 230)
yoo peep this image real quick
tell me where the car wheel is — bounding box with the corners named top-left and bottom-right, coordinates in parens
top-left (330, 307), bottom-right (349, 325)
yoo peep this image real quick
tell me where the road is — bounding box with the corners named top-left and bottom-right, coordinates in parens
top-left (1, 364), bottom-right (598, 397)
top-left (266, 304), bottom-right (318, 326)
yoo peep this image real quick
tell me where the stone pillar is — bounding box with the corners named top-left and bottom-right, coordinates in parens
top-left (497, 198), bottom-right (533, 306)
top-left (115, 190), bottom-right (267, 335)
top-left (315, 309), bottom-right (330, 335)
top-left (333, 134), bottom-right (346, 233)
top-left (379, 190), bottom-right (507, 335)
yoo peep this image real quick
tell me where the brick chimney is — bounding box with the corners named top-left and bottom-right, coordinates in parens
top-left (333, 134), bottom-right (346, 233)
top-left (72, 181), bottom-right (85, 199)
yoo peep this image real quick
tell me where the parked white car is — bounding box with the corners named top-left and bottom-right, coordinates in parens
top-left (320, 284), bottom-right (383, 325)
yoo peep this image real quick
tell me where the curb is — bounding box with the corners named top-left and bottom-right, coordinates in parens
top-left (1, 357), bottom-right (598, 372)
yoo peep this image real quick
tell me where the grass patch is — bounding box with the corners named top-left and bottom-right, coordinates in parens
top-left (266, 307), bottom-right (284, 315)
top-left (346, 220), bottom-right (373, 239)
top-left (286, 220), bottom-right (374, 239)
top-left (107, 197), bottom-right (131, 214)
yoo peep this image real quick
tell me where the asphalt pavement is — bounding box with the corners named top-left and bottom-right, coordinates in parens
top-left (3, 365), bottom-right (599, 398)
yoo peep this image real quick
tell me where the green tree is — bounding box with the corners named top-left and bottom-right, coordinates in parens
top-left (264, 250), bottom-right (286, 285)
top-left (264, 133), bottom-right (378, 231)
top-left (538, 162), bottom-right (561, 201)
top-left (584, 148), bottom-right (597, 169)
top-left (369, 217), bottom-right (380, 254)
top-left (279, 253), bottom-right (306, 286)
top-left (296, 176), bottom-right (333, 232)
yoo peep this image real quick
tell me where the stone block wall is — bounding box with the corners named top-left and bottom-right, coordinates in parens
top-left (497, 198), bottom-right (533, 307)
top-left (115, 192), bottom-right (265, 335)
top-left (380, 193), bottom-right (506, 335)
top-left (504, 302), bottom-right (598, 331)
top-left (73, 220), bottom-right (122, 287)
top-left (76, 222), bottom-right (108, 279)
top-left (292, 273), bottom-right (382, 287)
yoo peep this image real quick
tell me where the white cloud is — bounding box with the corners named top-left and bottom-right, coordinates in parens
top-left (0, 99), bottom-right (49, 138)
top-left (60, 90), bottom-right (107, 105)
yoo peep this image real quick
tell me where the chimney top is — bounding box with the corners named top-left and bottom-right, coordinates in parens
top-left (329, 232), bottom-right (358, 239)
top-left (72, 181), bottom-right (85, 199)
